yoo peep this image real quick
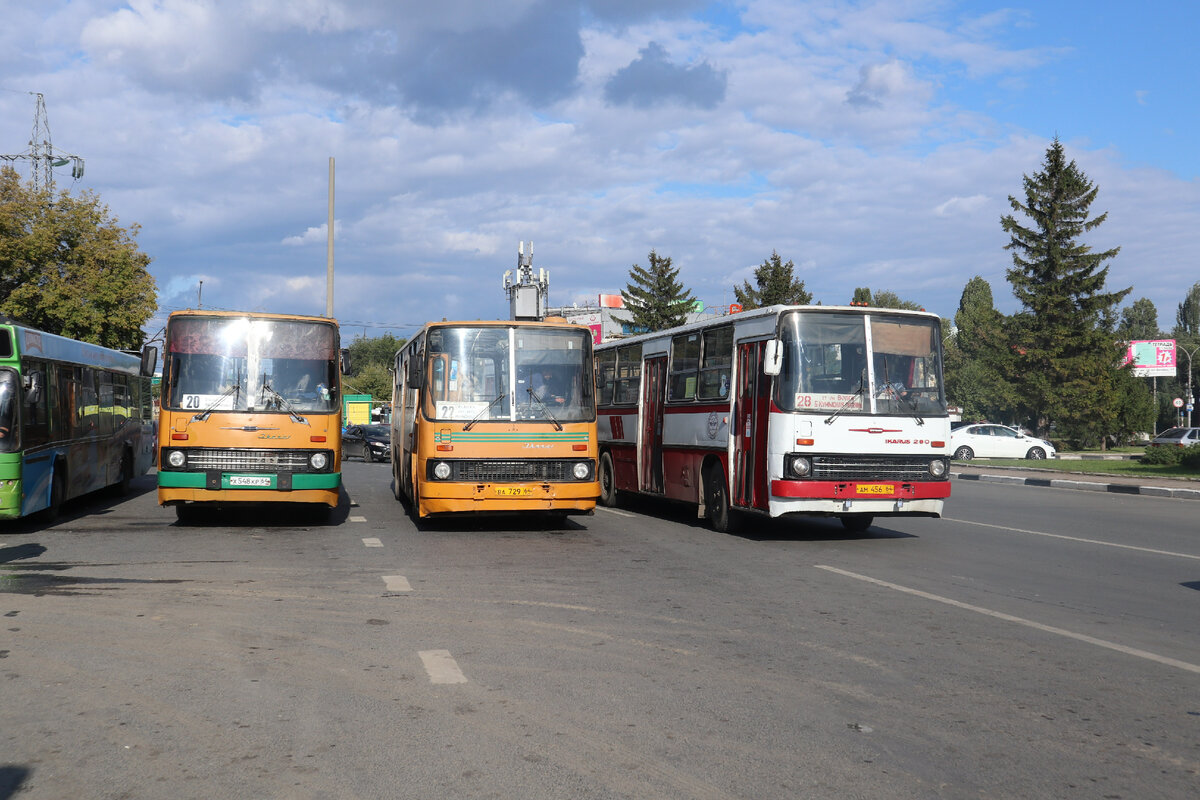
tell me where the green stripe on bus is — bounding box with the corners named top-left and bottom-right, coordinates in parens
top-left (158, 472), bottom-right (206, 488)
top-left (433, 432), bottom-right (589, 443)
top-left (158, 472), bottom-right (340, 490)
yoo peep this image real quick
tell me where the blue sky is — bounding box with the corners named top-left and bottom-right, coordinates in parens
top-left (1, 0), bottom-right (1197, 341)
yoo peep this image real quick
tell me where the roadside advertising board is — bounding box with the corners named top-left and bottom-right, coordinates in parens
top-left (1123, 339), bottom-right (1176, 377)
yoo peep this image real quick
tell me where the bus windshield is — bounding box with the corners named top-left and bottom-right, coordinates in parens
top-left (164, 316), bottom-right (339, 414)
top-left (0, 370), bottom-right (17, 451)
top-left (424, 325), bottom-right (594, 423)
top-left (775, 311), bottom-right (946, 416)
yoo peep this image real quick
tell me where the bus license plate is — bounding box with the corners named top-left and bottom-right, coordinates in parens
top-left (855, 484), bottom-right (894, 496)
top-left (495, 487), bottom-right (534, 497)
top-left (228, 475), bottom-right (272, 488)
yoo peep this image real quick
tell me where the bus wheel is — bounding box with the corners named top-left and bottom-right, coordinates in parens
top-left (115, 452), bottom-right (133, 495)
top-left (840, 515), bottom-right (874, 534)
top-left (598, 452), bottom-right (618, 507)
top-left (704, 464), bottom-right (737, 533)
top-left (42, 469), bottom-right (65, 523)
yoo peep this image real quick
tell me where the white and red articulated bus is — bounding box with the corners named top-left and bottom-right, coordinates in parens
top-left (594, 304), bottom-right (951, 533)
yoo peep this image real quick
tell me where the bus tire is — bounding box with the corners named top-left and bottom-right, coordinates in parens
top-left (598, 451), bottom-right (618, 507)
top-left (704, 463), bottom-right (737, 533)
top-left (42, 468), bottom-right (66, 523)
top-left (115, 451), bottom-right (133, 496)
top-left (840, 515), bottom-right (874, 534)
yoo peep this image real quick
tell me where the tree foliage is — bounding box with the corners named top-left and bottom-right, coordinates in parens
top-left (619, 250), bottom-right (695, 332)
top-left (1116, 297), bottom-right (1161, 340)
top-left (943, 276), bottom-right (1018, 423)
top-left (733, 251), bottom-right (812, 309)
top-left (0, 167), bottom-right (157, 348)
top-left (1000, 138), bottom-right (1130, 444)
top-left (343, 332), bottom-right (406, 400)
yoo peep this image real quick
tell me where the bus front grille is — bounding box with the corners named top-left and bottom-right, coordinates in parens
top-left (435, 459), bottom-right (594, 483)
top-left (184, 449), bottom-right (313, 472)
top-left (811, 455), bottom-right (940, 482)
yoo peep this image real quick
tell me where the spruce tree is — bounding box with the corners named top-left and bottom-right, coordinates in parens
top-left (619, 250), bottom-right (696, 332)
top-left (1000, 138), bottom-right (1130, 444)
top-left (944, 276), bottom-right (1018, 422)
top-left (733, 251), bottom-right (811, 309)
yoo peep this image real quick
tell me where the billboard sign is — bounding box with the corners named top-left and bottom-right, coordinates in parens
top-left (1123, 339), bottom-right (1176, 377)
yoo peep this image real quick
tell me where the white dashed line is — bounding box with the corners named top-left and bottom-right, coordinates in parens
top-left (349, 515), bottom-right (367, 523)
top-left (596, 507), bottom-right (637, 518)
top-left (942, 517), bottom-right (1200, 561)
top-left (382, 575), bottom-right (412, 592)
top-left (419, 649), bottom-right (468, 684)
top-left (362, 537), bottom-right (383, 548)
top-left (816, 565), bottom-right (1200, 675)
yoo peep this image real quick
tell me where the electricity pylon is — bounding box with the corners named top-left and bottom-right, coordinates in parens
top-left (0, 92), bottom-right (84, 192)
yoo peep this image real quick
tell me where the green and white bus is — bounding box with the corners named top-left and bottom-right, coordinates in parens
top-left (0, 321), bottom-right (157, 521)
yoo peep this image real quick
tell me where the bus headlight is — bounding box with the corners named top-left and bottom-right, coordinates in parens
top-left (787, 455), bottom-right (812, 478)
top-left (929, 458), bottom-right (948, 478)
top-left (433, 462), bottom-right (452, 480)
top-left (310, 452), bottom-right (328, 470)
top-left (167, 450), bottom-right (186, 468)
top-left (573, 462), bottom-right (590, 480)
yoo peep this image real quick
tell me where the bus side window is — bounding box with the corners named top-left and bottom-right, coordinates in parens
top-left (698, 327), bottom-right (733, 400)
top-left (22, 359), bottom-right (51, 448)
top-left (614, 344), bottom-right (641, 405)
top-left (669, 334), bottom-right (700, 401)
top-left (595, 349), bottom-right (616, 405)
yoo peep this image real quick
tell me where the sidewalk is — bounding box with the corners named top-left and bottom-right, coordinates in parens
top-left (951, 462), bottom-right (1200, 501)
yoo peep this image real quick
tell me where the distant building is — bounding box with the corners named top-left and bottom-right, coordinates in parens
top-left (549, 293), bottom-right (740, 343)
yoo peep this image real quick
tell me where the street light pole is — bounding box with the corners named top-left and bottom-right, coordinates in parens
top-left (1182, 344), bottom-right (1200, 427)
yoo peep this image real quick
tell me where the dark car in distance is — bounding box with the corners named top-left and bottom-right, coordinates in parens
top-left (343, 424), bottom-right (391, 462)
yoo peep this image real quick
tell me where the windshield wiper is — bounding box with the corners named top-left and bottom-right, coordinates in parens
top-left (824, 376), bottom-right (865, 425)
top-left (192, 381), bottom-right (241, 423)
top-left (260, 380), bottom-right (309, 426)
top-left (526, 387), bottom-right (563, 431)
top-left (878, 362), bottom-right (924, 425)
top-left (464, 393), bottom-right (507, 431)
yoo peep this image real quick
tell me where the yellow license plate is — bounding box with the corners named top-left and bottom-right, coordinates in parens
top-left (494, 487), bottom-right (535, 497)
top-left (855, 484), bottom-right (894, 496)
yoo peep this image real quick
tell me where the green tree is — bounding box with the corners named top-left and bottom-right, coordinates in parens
top-left (619, 249), bottom-right (695, 332)
top-left (344, 332), bottom-right (406, 400)
top-left (1116, 297), bottom-right (1161, 340)
top-left (1000, 138), bottom-right (1130, 445)
top-left (943, 276), bottom-right (1018, 423)
top-left (733, 251), bottom-right (812, 309)
top-left (1175, 281), bottom-right (1200, 338)
top-left (0, 167), bottom-right (156, 348)
top-left (850, 287), bottom-right (872, 305)
top-left (870, 290), bottom-right (924, 311)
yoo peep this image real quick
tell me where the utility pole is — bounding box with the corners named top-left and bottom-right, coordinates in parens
top-left (326, 157), bottom-right (335, 318)
top-left (0, 93), bottom-right (84, 192)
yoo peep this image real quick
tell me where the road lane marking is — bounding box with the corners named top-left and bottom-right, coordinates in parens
top-left (382, 575), bottom-right (412, 592)
top-left (350, 515), bottom-right (367, 523)
top-left (362, 538), bottom-right (383, 548)
top-left (419, 649), bottom-right (467, 684)
top-left (596, 507), bottom-right (637, 518)
top-left (943, 517), bottom-right (1200, 561)
top-left (815, 565), bottom-right (1200, 675)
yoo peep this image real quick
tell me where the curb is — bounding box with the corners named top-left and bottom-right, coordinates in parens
top-left (951, 471), bottom-right (1200, 501)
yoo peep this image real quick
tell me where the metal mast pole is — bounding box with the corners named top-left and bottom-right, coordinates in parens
top-left (326, 157), bottom-right (335, 318)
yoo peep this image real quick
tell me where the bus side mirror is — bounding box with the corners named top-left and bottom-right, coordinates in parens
top-left (406, 360), bottom-right (423, 389)
top-left (340, 348), bottom-right (351, 374)
top-left (763, 339), bottom-right (783, 376)
top-left (141, 345), bottom-right (158, 377)
top-left (25, 371), bottom-right (45, 405)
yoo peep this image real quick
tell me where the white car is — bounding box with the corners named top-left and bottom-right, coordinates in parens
top-left (950, 423), bottom-right (1056, 460)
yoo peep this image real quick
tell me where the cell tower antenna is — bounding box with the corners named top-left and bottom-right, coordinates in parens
top-left (502, 241), bottom-right (550, 321)
top-left (0, 92), bottom-right (85, 192)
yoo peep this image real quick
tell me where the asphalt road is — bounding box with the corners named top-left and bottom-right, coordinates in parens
top-left (1, 463), bottom-right (1197, 799)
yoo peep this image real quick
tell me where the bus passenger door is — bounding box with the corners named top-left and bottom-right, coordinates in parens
top-left (734, 341), bottom-right (770, 510)
top-left (640, 356), bottom-right (666, 494)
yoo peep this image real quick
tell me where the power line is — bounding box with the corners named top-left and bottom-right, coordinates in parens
top-left (0, 92), bottom-right (84, 192)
